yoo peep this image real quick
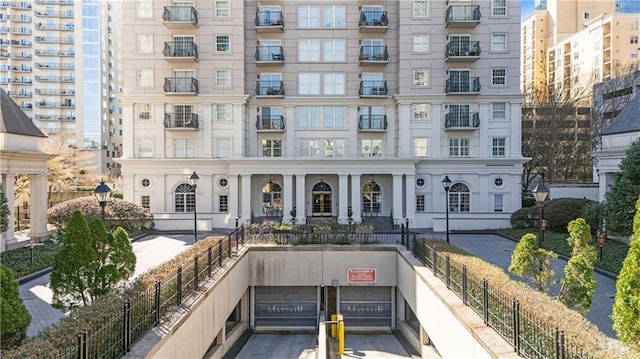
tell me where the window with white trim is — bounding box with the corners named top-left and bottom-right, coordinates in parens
top-left (137, 34), bottom-right (153, 53)
top-left (299, 73), bottom-right (321, 95)
top-left (492, 137), bottom-right (506, 157)
top-left (494, 194), bottom-right (503, 212)
top-left (414, 104), bottom-right (428, 120)
top-left (492, 68), bottom-right (506, 85)
top-left (141, 195), bottom-right (150, 209)
top-left (219, 195), bottom-right (229, 212)
top-left (173, 138), bottom-right (196, 158)
top-left (138, 138), bottom-right (153, 157)
top-left (631, 35), bottom-right (639, 44)
top-left (361, 139), bottom-right (383, 157)
top-left (299, 139), bottom-right (344, 157)
top-left (216, 70), bottom-right (230, 87)
top-left (323, 73), bottom-right (345, 95)
top-left (215, 1), bottom-right (230, 17)
top-left (298, 106), bottom-right (321, 128)
top-left (491, 33), bottom-right (507, 51)
top-left (299, 39), bottom-right (320, 61)
top-left (323, 5), bottom-right (345, 28)
top-left (174, 183), bottom-right (195, 213)
top-left (413, 34), bottom-right (429, 52)
top-left (137, 69), bottom-right (153, 87)
top-left (491, 102), bottom-right (506, 119)
top-left (323, 106), bottom-right (345, 128)
top-left (413, 138), bottom-right (428, 157)
top-left (414, 0), bottom-right (428, 17)
top-left (492, 0), bottom-right (506, 16)
top-left (261, 139), bottom-right (282, 157)
top-left (137, 103), bottom-right (151, 120)
top-left (136, 0), bottom-right (152, 18)
top-left (298, 5), bottom-right (320, 28)
top-left (216, 35), bottom-right (230, 52)
top-left (449, 183), bottom-right (470, 212)
top-left (449, 138), bottom-right (470, 157)
top-left (323, 139), bottom-right (345, 157)
top-left (214, 137), bottom-right (231, 158)
top-left (416, 195), bottom-right (425, 212)
top-left (413, 69), bottom-right (428, 86)
top-left (215, 104), bottom-right (231, 121)
top-left (323, 39), bottom-right (346, 61)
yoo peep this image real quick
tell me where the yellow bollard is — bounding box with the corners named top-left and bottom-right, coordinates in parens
top-left (331, 313), bottom-right (337, 338)
top-left (338, 320), bottom-right (345, 355)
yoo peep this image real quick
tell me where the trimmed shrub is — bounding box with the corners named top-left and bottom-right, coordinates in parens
top-left (579, 201), bottom-right (603, 235)
top-left (542, 198), bottom-right (599, 233)
top-left (510, 206), bottom-right (538, 228)
top-left (0, 264), bottom-right (31, 349)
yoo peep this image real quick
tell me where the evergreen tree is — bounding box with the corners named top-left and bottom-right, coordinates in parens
top-left (509, 233), bottom-right (557, 292)
top-left (612, 195), bottom-right (640, 349)
top-left (603, 138), bottom-right (640, 235)
top-left (0, 264), bottom-right (31, 349)
top-left (0, 183), bottom-right (9, 233)
top-left (557, 218), bottom-right (597, 314)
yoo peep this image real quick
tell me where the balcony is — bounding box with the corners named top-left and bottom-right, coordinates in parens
top-left (255, 46), bottom-right (284, 65)
top-left (35, 62), bottom-right (74, 69)
top-left (35, 49), bottom-right (74, 56)
top-left (359, 11), bottom-right (388, 32)
top-left (7, 14), bottom-right (31, 22)
top-left (255, 10), bottom-right (284, 32)
top-left (164, 113), bottom-right (199, 130)
top-left (10, 66), bottom-right (32, 72)
top-left (35, 101), bottom-right (75, 108)
top-left (34, 36), bottom-right (74, 44)
top-left (256, 80), bottom-right (284, 97)
top-left (8, 2), bottom-right (30, 10)
top-left (9, 53), bottom-right (31, 59)
top-left (359, 46), bottom-right (388, 65)
top-left (34, 10), bottom-right (74, 17)
top-left (445, 41), bottom-right (480, 61)
top-left (444, 112), bottom-right (480, 130)
top-left (256, 115), bottom-right (285, 131)
top-left (35, 75), bottom-right (74, 82)
top-left (163, 41), bottom-right (198, 62)
top-left (35, 0), bottom-right (75, 4)
top-left (11, 91), bottom-right (31, 97)
top-left (34, 114), bottom-right (75, 121)
top-left (163, 77), bottom-right (199, 95)
top-left (445, 5), bottom-right (480, 27)
top-left (359, 80), bottom-right (388, 97)
top-left (446, 77), bottom-right (481, 94)
top-left (34, 22), bottom-right (74, 31)
top-left (8, 27), bottom-right (30, 35)
top-left (162, 6), bottom-right (198, 28)
top-left (358, 115), bottom-right (387, 131)
top-left (35, 88), bottom-right (75, 95)
top-left (11, 77), bottom-right (31, 84)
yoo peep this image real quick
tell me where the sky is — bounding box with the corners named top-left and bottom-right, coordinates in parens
top-left (522, 0), bottom-right (535, 17)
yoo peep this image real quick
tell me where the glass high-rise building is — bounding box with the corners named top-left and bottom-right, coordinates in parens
top-left (617, 0), bottom-right (640, 13)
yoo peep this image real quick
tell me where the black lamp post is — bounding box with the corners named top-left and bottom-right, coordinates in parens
top-left (442, 175), bottom-right (452, 243)
top-left (189, 171), bottom-right (199, 242)
top-left (94, 179), bottom-right (112, 222)
top-left (531, 182), bottom-right (549, 248)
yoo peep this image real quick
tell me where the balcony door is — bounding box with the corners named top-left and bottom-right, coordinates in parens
top-left (175, 105), bottom-right (193, 127)
top-left (259, 40), bottom-right (281, 61)
top-left (174, 70), bottom-right (194, 92)
top-left (173, 36), bottom-right (194, 56)
top-left (449, 35), bottom-right (470, 54)
top-left (362, 39), bottom-right (383, 60)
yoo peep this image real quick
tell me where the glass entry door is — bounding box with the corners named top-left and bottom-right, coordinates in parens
top-left (311, 181), bottom-right (332, 217)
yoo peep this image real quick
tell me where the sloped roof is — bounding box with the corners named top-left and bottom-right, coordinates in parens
top-left (0, 89), bottom-right (46, 137)
top-left (603, 92), bottom-right (640, 135)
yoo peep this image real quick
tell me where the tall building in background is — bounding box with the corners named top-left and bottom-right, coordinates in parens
top-left (0, 0), bottom-right (123, 178)
top-left (117, 0), bottom-right (526, 231)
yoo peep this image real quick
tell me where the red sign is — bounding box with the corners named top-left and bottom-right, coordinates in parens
top-left (347, 268), bottom-right (376, 284)
top-left (598, 234), bottom-right (605, 247)
top-left (541, 219), bottom-right (548, 231)
top-left (29, 238), bottom-right (35, 248)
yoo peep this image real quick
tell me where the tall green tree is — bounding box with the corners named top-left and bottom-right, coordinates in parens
top-left (0, 183), bottom-right (9, 232)
top-left (0, 264), bottom-right (31, 349)
top-left (612, 195), bottom-right (640, 349)
top-left (509, 233), bottom-right (557, 292)
top-left (88, 220), bottom-right (136, 298)
top-left (603, 138), bottom-right (640, 235)
top-left (557, 218), bottom-right (597, 314)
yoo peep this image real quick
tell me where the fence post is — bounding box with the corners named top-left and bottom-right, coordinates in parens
top-left (77, 332), bottom-right (84, 359)
top-left (432, 247), bottom-right (437, 274)
top-left (512, 298), bottom-right (520, 355)
top-left (559, 330), bottom-right (565, 359)
top-left (227, 235), bottom-right (232, 258)
top-left (482, 279), bottom-right (489, 325)
top-left (401, 224), bottom-right (405, 247)
top-left (445, 255), bottom-right (451, 289)
top-left (194, 254), bottom-right (199, 290)
top-left (462, 265), bottom-right (468, 305)
top-left (207, 246), bottom-right (212, 276)
top-left (154, 280), bottom-right (160, 326)
top-left (218, 240), bottom-right (223, 266)
top-left (177, 266), bottom-right (183, 306)
top-left (236, 228), bottom-right (239, 251)
top-left (554, 328), bottom-right (560, 359)
top-left (123, 298), bottom-right (131, 353)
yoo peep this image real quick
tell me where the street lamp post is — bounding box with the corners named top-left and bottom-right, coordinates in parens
top-left (442, 175), bottom-right (452, 243)
top-left (94, 179), bottom-right (112, 222)
top-left (189, 171), bottom-right (199, 242)
top-left (531, 182), bottom-right (549, 248)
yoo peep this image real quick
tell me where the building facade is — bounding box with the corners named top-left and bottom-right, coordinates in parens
top-left (0, 0), bottom-right (123, 177)
top-left (118, 0), bottom-right (526, 230)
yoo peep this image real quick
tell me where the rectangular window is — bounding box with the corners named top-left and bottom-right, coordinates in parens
top-left (298, 5), bottom-right (320, 28)
top-left (219, 195), bottom-right (229, 212)
top-left (141, 195), bottom-right (150, 209)
top-left (215, 1), bottom-right (230, 17)
top-left (261, 139), bottom-right (282, 157)
top-left (492, 68), bottom-right (506, 85)
top-left (449, 138), bottom-right (470, 157)
top-left (413, 69), bottom-right (428, 86)
top-left (299, 73), bottom-right (321, 95)
top-left (413, 138), bottom-right (428, 157)
top-left (323, 5), bottom-right (345, 28)
top-left (215, 138), bottom-right (231, 158)
top-left (632, 51), bottom-right (638, 59)
top-left (323, 106), bottom-right (345, 128)
top-left (492, 137), bottom-right (506, 156)
top-left (583, 12), bottom-right (590, 19)
top-left (324, 73), bottom-right (345, 95)
top-left (413, 34), bottom-right (428, 52)
top-left (361, 139), bottom-right (383, 157)
top-left (416, 195), bottom-right (425, 212)
top-left (491, 103), bottom-right (506, 119)
top-left (298, 106), bottom-right (321, 128)
top-left (138, 103), bottom-right (151, 120)
top-left (414, 104), bottom-right (428, 120)
top-left (137, 69), bottom-right (153, 87)
top-left (216, 35), bottom-right (230, 52)
top-left (215, 104), bottom-right (231, 121)
top-left (632, 21), bottom-right (639, 31)
top-left (137, 34), bottom-right (153, 53)
top-left (173, 138), bottom-right (196, 158)
top-left (136, 0), bottom-right (152, 18)
top-left (138, 138), bottom-right (153, 157)
top-left (491, 33), bottom-right (507, 51)
top-left (414, 0), bottom-right (428, 17)
top-left (216, 70), bottom-right (230, 87)
top-left (492, 0), bottom-right (506, 16)
top-left (300, 139), bottom-right (322, 157)
top-left (299, 39), bottom-right (321, 61)
top-left (494, 194), bottom-right (503, 212)
top-left (631, 35), bottom-right (639, 44)
top-left (324, 139), bottom-right (345, 158)
top-left (323, 39), bottom-right (346, 61)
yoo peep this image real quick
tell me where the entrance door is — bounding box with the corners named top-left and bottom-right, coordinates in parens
top-left (311, 181), bottom-right (332, 217)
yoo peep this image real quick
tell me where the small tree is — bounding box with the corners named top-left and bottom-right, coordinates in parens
top-left (88, 220), bottom-right (135, 298)
top-left (509, 233), bottom-right (557, 292)
top-left (557, 218), bottom-right (597, 314)
top-left (612, 195), bottom-right (640, 349)
top-left (0, 264), bottom-right (31, 349)
top-left (0, 183), bottom-right (9, 233)
top-left (603, 138), bottom-right (640, 235)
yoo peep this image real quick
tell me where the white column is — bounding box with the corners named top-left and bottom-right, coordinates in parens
top-left (295, 174), bottom-right (306, 224)
top-left (241, 174), bottom-right (251, 224)
top-left (405, 174), bottom-right (416, 227)
top-left (1, 174), bottom-right (16, 251)
top-left (286, 105), bottom-right (295, 157)
top-left (431, 102), bottom-right (442, 157)
top-left (510, 101), bottom-right (523, 157)
top-left (392, 174), bottom-right (403, 225)
top-left (229, 174), bottom-right (239, 225)
top-left (121, 102), bottom-right (135, 158)
top-left (28, 174), bottom-right (49, 239)
top-left (338, 174), bottom-right (348, 224)
top-left (350, 174), bottom-right (361, 223)
top-left (283, 174), bottom-right (294, 223)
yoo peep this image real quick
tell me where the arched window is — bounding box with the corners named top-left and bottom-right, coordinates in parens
top-left (174, 183), bottom-right (195, 212)
top-left (362, 180), bottom-right (381, 213)
top-left (262, 180), bottom-right (282, 215)
top-left (449, 183), bottom-right (470, 212)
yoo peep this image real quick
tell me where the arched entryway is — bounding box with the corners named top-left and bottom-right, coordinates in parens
top-left (262, 180), bottom-right (282, 217)
top-left (362, 180), bottom-right (381, 216)
top-left (311, 181), bottom-right (332, 217)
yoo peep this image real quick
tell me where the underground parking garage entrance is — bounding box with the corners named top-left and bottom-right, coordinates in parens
top-left (252, 285), bottom-right (394, 331)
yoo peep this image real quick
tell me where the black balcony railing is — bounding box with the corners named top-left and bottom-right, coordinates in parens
top-left (255, 45), bottom-right (284, 62)
top-left (358, 115), bottom-right (387, 130)
top-left (359, 46), bottom-right (388, 62)
top-left (445, 5), bottom-right (481, 24)
top-left (359, 80), bottom-right (388, 96)
top-left (444, 112), bottom-right (480, 128)
top-left (256, 115), bottom-right (285, 130)
top-left (445, 41), bottom-right (481, 57)
top-left (163, 77), bottom-right (199, 94)
top-left (359, 10), bottom-right (388, 27)
top-left (163, 41), bottom-right (198, 58)
top-left (255, 10), bottom-right (283, 27)
top-left (446, 77), bottom-right (481, 94)
top-left (256, 81), bottom-right (284, 96)
top-left (162, 6), bottom-right (198, 23)
top-left (164, 113), bottom-right (199, 129)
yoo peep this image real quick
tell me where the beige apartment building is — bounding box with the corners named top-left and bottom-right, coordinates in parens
top-left (0, 0), bottom-right (123, 177)
top-left (117, 0), bottom-right (527, 231)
